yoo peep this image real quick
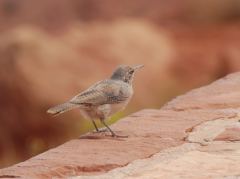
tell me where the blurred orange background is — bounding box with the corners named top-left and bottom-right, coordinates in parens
top-left (1, 0), bottom-right (240, 168)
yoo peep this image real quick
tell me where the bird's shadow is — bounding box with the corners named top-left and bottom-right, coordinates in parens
top-left (78, 132), bottom-right (128, 141)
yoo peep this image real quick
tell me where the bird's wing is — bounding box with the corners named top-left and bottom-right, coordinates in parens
top-left (69, 80), bottom-right (129, 105)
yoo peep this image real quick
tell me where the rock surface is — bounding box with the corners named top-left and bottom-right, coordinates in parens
top-left (1, 21), bottom-right (240, 168)
top-left (1, 72), bottom-right (240, 179)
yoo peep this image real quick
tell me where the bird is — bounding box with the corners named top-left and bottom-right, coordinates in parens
top-left (47, 64), bottom-right (144, 137)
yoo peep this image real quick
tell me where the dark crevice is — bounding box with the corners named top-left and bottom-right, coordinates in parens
top-left (0, 175), bottom-right (20, 178)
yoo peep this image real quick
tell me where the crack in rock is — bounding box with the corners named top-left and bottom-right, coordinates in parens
top-left (187, 118), bottom-right (240, 145)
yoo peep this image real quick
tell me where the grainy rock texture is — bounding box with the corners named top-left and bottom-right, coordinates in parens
top-left (1, 72), bottom-right (240, 179)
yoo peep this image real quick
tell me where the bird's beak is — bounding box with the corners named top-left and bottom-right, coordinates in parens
top-left (133, 64), bottom-right (144, 71)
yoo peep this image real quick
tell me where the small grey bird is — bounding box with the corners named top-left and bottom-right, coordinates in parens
top-left (47, 64), bottom-right (144, 137)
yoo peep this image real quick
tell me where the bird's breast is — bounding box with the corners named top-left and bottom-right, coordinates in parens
top-left (109, 100), bottom-right (129, 115)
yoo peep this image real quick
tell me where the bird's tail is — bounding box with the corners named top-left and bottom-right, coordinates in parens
top-left (47, 102), bottom-right (78, 116)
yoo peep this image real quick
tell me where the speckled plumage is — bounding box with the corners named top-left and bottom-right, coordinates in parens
top-left (47, 65), bottom-right (143, 137)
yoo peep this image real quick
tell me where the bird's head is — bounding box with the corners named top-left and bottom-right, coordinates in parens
top-left (110, 65), bottom-right (144, 84)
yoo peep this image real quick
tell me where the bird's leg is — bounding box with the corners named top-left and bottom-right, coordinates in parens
top-left (100, 120), bottom-right (115, 136)
top-left (91, 120), bottom-right (108, 133)
top-left (91, 120), bottom-right (99, 132)
top-left (100, 120), bottom-right (128, 138)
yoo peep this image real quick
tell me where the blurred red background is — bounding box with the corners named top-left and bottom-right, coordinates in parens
top-left (0, 0), bottom-right (240, 168)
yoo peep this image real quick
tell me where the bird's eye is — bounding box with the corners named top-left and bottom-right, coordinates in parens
top-left (129, 70), bottom-right (134, 74)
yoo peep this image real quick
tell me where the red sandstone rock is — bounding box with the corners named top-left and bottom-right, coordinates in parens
top-left (163, 72), bottom-right (240, 111)
top-left (1, 72), bottom-right (240, 178)
top-left (214, 127), bottom-right (240, 141)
